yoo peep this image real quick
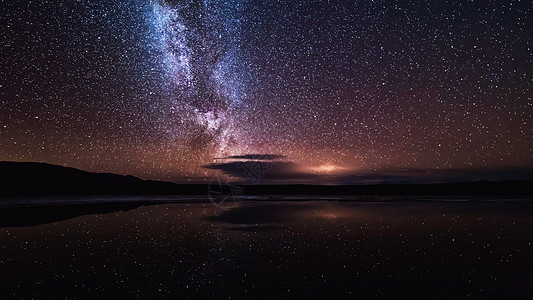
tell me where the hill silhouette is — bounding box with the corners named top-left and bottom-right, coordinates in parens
top-left (0, 161), bottom-right (204, 196)
top-left (1, 161), bottom-right (532, 197)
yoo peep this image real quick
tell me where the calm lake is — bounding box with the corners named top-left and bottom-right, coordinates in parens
top-left (1, 199), bottom-right (532, 298)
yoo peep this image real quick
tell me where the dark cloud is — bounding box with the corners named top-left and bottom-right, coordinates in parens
top-left (229, 225), bottom-right (282, 232)
top-left (205, 154), bottom-right (533, 184)
top-left (217, 154), bottom-right (286, 161)
top-left (204, 159), bottom-right (317, 183)
top-left (337, 168), bottom-right (533, 185)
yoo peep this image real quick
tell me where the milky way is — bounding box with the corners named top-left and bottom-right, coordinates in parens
top-left (147, 0), bottom-right (252, 157)
top-left (0, 0), bottom-right (532, 182)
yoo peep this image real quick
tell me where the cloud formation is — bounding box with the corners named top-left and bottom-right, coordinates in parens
top-left (217, 154), bottom-right (286, 161)
top-left (205, 154), bottom-right (533, 184)
top-left (204, 159), bottom-right (317, 183)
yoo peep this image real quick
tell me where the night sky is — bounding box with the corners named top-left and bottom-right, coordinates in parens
top-left (1, 0), bottom-right (532, 183)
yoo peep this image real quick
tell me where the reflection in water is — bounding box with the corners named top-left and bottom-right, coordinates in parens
top-left (205, 203), bottom-right (319, 231)
top-left (0, 200), bottom-right (532, 298)
top-left (0, 203), bottom-right (153, 227)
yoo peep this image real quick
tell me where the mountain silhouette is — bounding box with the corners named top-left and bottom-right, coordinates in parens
top-left (1, 161), bottom-right (532, 197)
top-left (0, 161), bottom-right (203, 196)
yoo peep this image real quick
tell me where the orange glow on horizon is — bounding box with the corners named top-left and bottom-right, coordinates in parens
top-left (309, 164), bottom-right (348, 174)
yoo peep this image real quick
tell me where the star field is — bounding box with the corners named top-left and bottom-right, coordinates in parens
top-left (0, 0), bottom-right (531, 181)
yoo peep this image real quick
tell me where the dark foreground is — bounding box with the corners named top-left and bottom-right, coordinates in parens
top-left (1, 199), bottom-right (532, 298)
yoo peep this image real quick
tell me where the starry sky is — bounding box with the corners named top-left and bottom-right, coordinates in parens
top-left (1, 0), bottom-right (532, 183)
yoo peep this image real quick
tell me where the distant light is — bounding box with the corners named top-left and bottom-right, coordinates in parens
top-left (311, 164), bottom-right (346, 174)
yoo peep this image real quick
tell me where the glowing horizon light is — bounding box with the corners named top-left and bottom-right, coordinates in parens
top-left (310, 164), bottom-right (347, 174)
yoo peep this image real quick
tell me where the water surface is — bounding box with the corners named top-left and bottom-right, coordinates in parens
top-left (1, 199), bottom-right (532, 298)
